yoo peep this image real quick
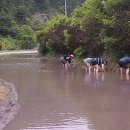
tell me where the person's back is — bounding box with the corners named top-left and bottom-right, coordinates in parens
top-left (83, 58), bottom-right (93, 64)
top-left (119, 56), bottom-right (130, 74)
top-left (64, 55), bottom-right (71, 63)
top-left (92, 58), bottom-right (107, 72)
top-left (60, 54), bottom-right (74, 68)
top-left (120, 57), bottom-right (130, 64)
top-left (93, 58), bottom-right (107, 65)
top-left (83, 58), bottom-right (93, 72)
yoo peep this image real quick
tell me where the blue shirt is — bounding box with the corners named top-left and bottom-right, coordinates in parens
top-left (120, 57), bottom-right (130, 64)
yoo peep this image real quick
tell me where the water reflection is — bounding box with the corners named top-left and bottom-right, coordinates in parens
top-left (2, 54), bottom-right (130, 130)
top-left (21, 113), bottom-right (93, 130)
top-left (60, 68), bottom-right (74, 81)
top-left (84, 72), bottom-right (105, 87)
top-left (120, 74), bottom-right (130, 92)
top-left (37, 57), bottom-right (62, 73)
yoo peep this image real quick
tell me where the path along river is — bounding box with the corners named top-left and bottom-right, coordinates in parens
top-left (0, 51), bottom-right (130, 130)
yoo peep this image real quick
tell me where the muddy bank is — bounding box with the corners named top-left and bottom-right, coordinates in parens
top-left (0, 79), bottom-right (20, 130)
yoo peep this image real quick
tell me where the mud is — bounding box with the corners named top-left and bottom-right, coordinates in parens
top-left (0, 79), bottom-right (20, 130)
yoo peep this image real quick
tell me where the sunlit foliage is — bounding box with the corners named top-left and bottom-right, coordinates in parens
top-left (38, 0), bottom-right (130, 59)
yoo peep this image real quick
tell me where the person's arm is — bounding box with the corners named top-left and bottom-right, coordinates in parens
top-left (101, 64), bottom-right (105, 72)
top-left (67, 57), bottom-right (73, 67)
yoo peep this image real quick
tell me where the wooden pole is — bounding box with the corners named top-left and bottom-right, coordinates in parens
top-left (65, 0), bottom-right (67, 16)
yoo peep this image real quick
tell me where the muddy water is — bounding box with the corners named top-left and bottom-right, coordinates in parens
top-left (0, 54), bottom-right (130, 130)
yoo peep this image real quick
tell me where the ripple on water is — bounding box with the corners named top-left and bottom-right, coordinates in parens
top-left (19, 113), bottom-right (95, 130)
top-left (0, 79), bottom-right (20, 130)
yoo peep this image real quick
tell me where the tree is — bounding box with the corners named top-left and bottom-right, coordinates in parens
top-left (18, 25), bottom-right (36, 49)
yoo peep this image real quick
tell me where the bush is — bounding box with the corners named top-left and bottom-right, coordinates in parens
top-left (0, 37), bottom-right (17, 50)
top-left (74, 47), bottom-right (85, 57)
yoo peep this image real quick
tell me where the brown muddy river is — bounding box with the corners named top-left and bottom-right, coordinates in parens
top-left (0, 53), bottom-right (130, 130)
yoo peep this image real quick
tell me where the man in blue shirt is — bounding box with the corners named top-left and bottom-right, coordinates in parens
top-left (119, 56), bottom-right (130, 74)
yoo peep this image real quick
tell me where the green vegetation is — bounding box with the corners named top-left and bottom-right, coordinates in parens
top-left (37, 0), bottom-right (130, 60)
top-left (1, 0), bottom-right (130, 62)
top-left (0, 0), bottom-right (84, 50)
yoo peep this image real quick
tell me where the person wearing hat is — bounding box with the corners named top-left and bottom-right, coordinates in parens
top-left (60, 54), bottom-right (74, 68)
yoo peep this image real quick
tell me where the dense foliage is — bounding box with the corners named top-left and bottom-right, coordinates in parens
top-left (37, 0), bottom-right (130, 60)
top-left (0, 0), bottom-right (84, 50)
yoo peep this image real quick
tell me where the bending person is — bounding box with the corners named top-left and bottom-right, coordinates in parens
top-left (118, 56), bottom-right (130, 74)
top-left (84, 57), bottom-right (107, 73)
top-left (83, 58), bottom-right (94, 72)
top-left (93, 58), bottom-right (108, 72)
top-left (60, 54), bottom-right (74, 68)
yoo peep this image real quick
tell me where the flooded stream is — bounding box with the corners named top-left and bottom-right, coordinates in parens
top-left (0, 53), bottom-right (130, 130)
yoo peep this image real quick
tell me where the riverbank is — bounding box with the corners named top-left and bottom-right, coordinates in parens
top-left (0, 50), bottom-right (119, 71)
top-left (0, 79), bottom-right (20, 130)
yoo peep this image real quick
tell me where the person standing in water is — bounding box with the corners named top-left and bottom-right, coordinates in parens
top-left (83, 58), bottom-right (94, 72)
top-left (92, 58), bottom-right (108, 73)
top-left (60, 54), bottom-right (74, 68)
top-left (118, 56), bottom-right (130, 74)
top-left (83, 58), bottom-right (107, 73)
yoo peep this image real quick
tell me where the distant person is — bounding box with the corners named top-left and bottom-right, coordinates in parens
top-left (118, 56), bottom-right (130, 74)
top-left (83, 58), bottom-right (107, 72)
top-left (83, 58), bottom-right (94, 72)
top-left (92, 58), bottom-right (108, 72)
top-left (60, 54), bottom-right (74, 68)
